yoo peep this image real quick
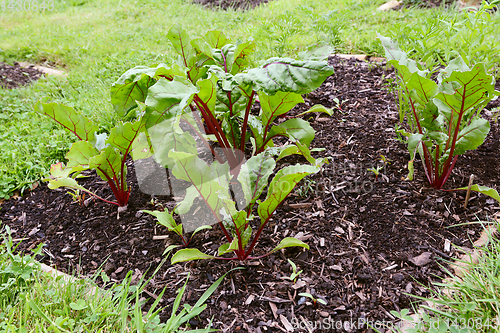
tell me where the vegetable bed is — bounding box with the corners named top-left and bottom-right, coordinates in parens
top-left (2, 56), bottom-right (499, 331)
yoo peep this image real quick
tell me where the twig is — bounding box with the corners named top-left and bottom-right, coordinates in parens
top-left (464, 174), bottom-right (475, 208)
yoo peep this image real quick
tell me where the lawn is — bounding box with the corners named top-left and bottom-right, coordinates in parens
top-left (0, 0), bottom-right (452, 199)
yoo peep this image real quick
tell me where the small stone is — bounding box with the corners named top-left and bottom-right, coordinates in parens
top-left (319, 311), bottom-right (329, 318)
top-left (393, 273), bottom-right (404, 284)
top-left (220, 301), bottom-right (228, 310)
top-left (357, 274), bottom-right (372, 282)
top-left (135, 211), bottom-right (143, 218)
top-left (46, 225), bottom-right (56, 235)
top-left (104, 262), bottom-right (116, 274)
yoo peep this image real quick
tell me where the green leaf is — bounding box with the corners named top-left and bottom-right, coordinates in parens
top-left (66, 141), bottom-right (99, 170)
top-left (237, 152), bottom-right (276, 211)
top-left (142, 210), bottom-right (178, 230)
top-left (247, 115), bottom-right (265, 148)
top-left (110, 64), bottom-right (185, 117)
top-left (453, 118), bottom-right (490, 156)
top-left (89, 146), bottom-right (123, 183)
top-left (259, 91), bottom-right (304, 128)
top-left (145, 77), bottom-right (198, 129)
top-left (167, 24), bottom-right (196, 69)
top-left (107, 120), bottom-right (146, 156)
top-left (271, 237), bottom-right (310, 253)
top-left (171, 249), bottom-right (217, 263)
top-left (204, 30), bottom-right (229, 49)
top-left (218, 240), bottom-right (239, 256)
top-left (234, 57), bottom-right (334, 95)
top-left (230, 41), bottom-right (255, 75)
top-left (47, 171), bottom-right (86, 192)
top-left (35, 101), bottom-right (98, 142)
top-left (455, 184), bottom-right (500, 203)
top-left (378, 34), bottom-right (428, 81)
top-left (406, 71), bottom-right (438, 106)
top-left (258, 165), bottom-right (319, 225)
top-left (295, 104), bottom-right (333, 117)
top-left (196, 73), bottom-right (218, 115)
top-left (298, 42), bottom-right (334, 61)
top-left (69, 299), bottom-right (87, 311)
top-left (270, 118), bottom-right (315, 147)
top-left (169, 151), bottom-right (232, 222)
top-left (434, 62), bottom-right (496, 126)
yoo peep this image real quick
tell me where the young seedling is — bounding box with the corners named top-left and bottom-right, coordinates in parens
top-left (281, 259), bottom-right (302, 283)
top-left (295, 178), bottom-right (316, 198)
top-left (367, 166), bottom-right (383, 181)
top-left (298, 292), bottom-right (327, 308)
top-left (142, 210), bottom-right (211, 249)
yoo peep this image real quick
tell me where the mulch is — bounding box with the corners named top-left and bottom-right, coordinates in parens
top-left (0, 62), bottom-right (44, 89)
top-left (1, 56), bottom-right (500, 332)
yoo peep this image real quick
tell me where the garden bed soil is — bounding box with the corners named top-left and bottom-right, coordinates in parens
top-left (192, 0), bottom-right (269, 10)
top-left (0, 62), bottom-right (44, 89)
top-left (1, 57), bottom-right (500, 332)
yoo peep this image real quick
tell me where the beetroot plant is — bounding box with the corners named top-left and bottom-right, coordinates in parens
top-left (110, 26), bottom-right (334, 261)
top-left (36, 102), bottom-right (150, 210)
top-left (379, 35), bottom-right (499, 189)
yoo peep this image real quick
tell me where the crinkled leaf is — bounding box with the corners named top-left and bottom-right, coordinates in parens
top-left (234, 57), bottom-right (334, 95)
top-left (147, 115), bottom-right (198, 168)
top-left (453, 118), bottom-right (490, 156)
top-left (110, 64), bottom-right (185, 117)
top-left (247, 115), bottom-right (265, 148)
top-left (406, 72), bottom-right (438, 106)
top-left (171, 249), bottom-right (217, 263)
top-left (214, 78), bottom-right (252, 113)
top-left (145, 77), bottom-right (198, 128)
top-left (94, 133), bottom-right (109, 151)
top-left (270, 237), bottom-right (310, 253)
top-left (259, 91), bottom-right (304, 128)
top-left (258, 165), bottom-right (319, 225)
top-left (230, 41), bottom-right (255, 75)
top-left (434, 62), bottom-right (496, 126)
top-left (48, 162), bottom-right (71, 179)
top-left (35, 102), bottom-right (98, 142)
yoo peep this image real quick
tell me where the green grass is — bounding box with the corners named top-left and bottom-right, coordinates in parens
top-left (0, 0), bottom-right (499, 198)
top-left (0, 225), bottom-right (227, 332)
top-left (390, 221), bottom-right (500, 332)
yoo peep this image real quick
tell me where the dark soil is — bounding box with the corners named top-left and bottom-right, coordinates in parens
top-left (192, 0), bottom-right (269, 10)
top-left (401, 0), bottom-right (456, 8)
top-left (0, 62), bottom-right (44, 89)
top-left (2, 57), bottom-right (500, 332)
